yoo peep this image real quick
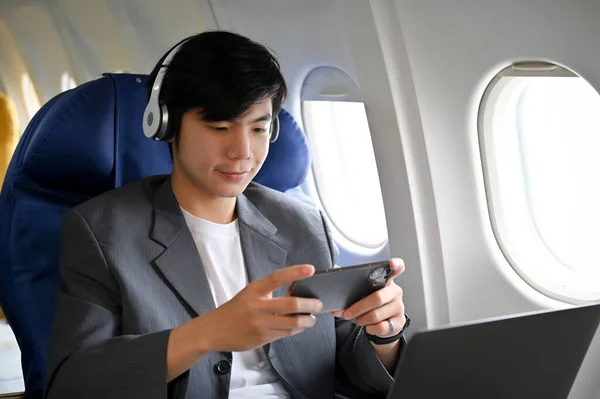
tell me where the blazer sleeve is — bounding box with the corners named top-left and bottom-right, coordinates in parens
top-left (319, 211), bottom-right (403, 397)
top-left (44, 209), bottom-right (174, 399)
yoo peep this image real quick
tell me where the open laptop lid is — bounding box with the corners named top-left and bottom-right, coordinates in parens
top-left (387, 303), bottom-right (600, 399)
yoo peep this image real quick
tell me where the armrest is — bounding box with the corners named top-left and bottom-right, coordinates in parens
top-left (0, 392), bottom-right (25, 398)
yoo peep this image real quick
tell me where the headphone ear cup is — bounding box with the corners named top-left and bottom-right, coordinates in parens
top-left (163, 105), bottom-right (183, 142)
top-left (270, 115), bottom-right (280, 143)
top-left (143, 97), bottom-right (162, 139)
top-left (154, 103), bottom-right (171, 141)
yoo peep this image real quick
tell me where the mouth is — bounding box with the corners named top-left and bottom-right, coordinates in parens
top-left (217, 170), bottom-right (249, 182)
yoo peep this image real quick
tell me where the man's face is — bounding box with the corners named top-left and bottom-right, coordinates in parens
top-left (171, 98), bottom-right (273, 199)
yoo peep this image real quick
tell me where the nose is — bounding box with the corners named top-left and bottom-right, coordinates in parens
top-left (227, 127), bottom-right (251, 160)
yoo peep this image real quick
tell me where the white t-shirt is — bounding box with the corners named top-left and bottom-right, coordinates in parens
top-left (181, 207), bottom-right (291, 398)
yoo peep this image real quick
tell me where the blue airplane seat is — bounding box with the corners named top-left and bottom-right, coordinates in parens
top-left (0, 72), bottom-right (313, 395)
top-left (254, 105), bottom-right (313, 204)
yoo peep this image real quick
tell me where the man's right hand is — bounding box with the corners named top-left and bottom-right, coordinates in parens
top-left (197, 264), bottom-right (323, 352)
top-left (167, 264), bottom-right (322, 382)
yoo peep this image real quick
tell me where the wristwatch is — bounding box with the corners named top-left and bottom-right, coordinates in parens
top-left (365, 314), bottom-right (411, 345)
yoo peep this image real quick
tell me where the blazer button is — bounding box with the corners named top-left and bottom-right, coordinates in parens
top-left (216, 360), bottom-right (232, 375)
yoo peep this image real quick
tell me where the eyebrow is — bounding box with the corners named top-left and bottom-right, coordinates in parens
top-left (251, 113), bottom-right (272, 123)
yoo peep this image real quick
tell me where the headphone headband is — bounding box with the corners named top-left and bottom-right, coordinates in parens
top-left (142, 39), bottom-right (189, 141)
top-left (143, 36), bottom-right (279, 143)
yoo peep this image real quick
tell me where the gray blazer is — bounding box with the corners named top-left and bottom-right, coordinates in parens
top-left (44, 174), bottom-right (398, 399)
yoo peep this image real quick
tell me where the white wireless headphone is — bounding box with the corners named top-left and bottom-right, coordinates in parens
top-left (142, 37), bottom-right (280, 142)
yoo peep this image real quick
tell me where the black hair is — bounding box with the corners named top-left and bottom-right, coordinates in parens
top-left (146, 30), bottom-right (288, 158)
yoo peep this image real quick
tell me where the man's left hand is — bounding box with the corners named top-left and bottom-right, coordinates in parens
top-left (331, 258), bottom-right (406, 338)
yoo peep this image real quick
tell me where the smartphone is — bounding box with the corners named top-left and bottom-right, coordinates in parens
top-left (289, 261), bottom-right (393, 314)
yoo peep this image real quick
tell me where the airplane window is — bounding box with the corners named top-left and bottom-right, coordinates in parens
top-left (301, 67), bottom-right (388, 248)
top-left (60, 72), bottom-right (77, 92)
top-left (479, 62), bottom-right (600, 302)
top-left (21, 73), bottom-right (41, 120)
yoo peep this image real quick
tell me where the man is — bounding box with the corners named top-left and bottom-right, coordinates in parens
top-left (44, 31), bottom-right (408, 399)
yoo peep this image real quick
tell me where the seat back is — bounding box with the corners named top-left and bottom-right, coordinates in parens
top-left (0, 73), bottom-right (312, 394)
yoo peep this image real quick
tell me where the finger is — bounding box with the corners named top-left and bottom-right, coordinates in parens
top-left (365, 314), bottom-right (407, 338)
top-left (263, 297), bottom-right (323, 315)
top-left (387, 258), bottom-right (405, 283)
top-left (342, 284), bottom-right (401, 320)
top-left (253, 265), bottom-right (315, 295)
top-left (354, 299), bottom-right (404, 327)
top-left (331, 310), bottom-right (344, 318)
top-left (264, 314), bottom-right (318, 330)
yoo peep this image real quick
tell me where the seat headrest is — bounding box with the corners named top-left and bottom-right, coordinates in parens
top-left (253, 108), bottom-right (311, 191)
top-left (19, 73), bottom-right (173, 197)
top-left (18, 73), bottom-right (310, 194)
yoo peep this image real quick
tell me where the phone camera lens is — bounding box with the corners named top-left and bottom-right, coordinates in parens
top-left (369, 268), bottom-right (384, 279)
top-left (369, 267), bottom-right (387, 287)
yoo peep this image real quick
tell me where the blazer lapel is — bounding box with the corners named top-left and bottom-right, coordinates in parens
top-left (150, 176), bottom-right (216, 317)
top-left (238, 194), bottom-right (313, 393)
top-left (236, 194), bottom-right (288, 298)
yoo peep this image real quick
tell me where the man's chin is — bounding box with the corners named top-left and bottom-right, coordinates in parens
top-left (218, 191), bottom-right (242, 198)
top-left (215, 182), bottom-right (251, 198)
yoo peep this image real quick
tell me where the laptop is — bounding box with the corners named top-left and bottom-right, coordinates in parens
top-left (387, 303), bottom-right (600, 399)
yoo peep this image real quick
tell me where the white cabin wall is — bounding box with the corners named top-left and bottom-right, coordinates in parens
top-left (47, 0), bottom-right (217, 82)
top-left (392, 0), bottom-right (600, 321)
top-left (334, 0), bottom-right (450, 332)
top-left (47, 0), bottom-right (139, 82)
top-left (334, 0), bottom-right (600, 329)
top-left (102, 0), bottom-right (218, 74)
top-left (0, 0), bottom-right (74, 103)
top-left (0, 15), bottom-right (34, 133)
top-left (360, 1), bottom-right (600, 396)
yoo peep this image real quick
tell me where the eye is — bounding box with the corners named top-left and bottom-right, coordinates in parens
top-left (211, 126), bottom-right (228, 132)
top-left (253, 127), bottom-right (267, 133)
